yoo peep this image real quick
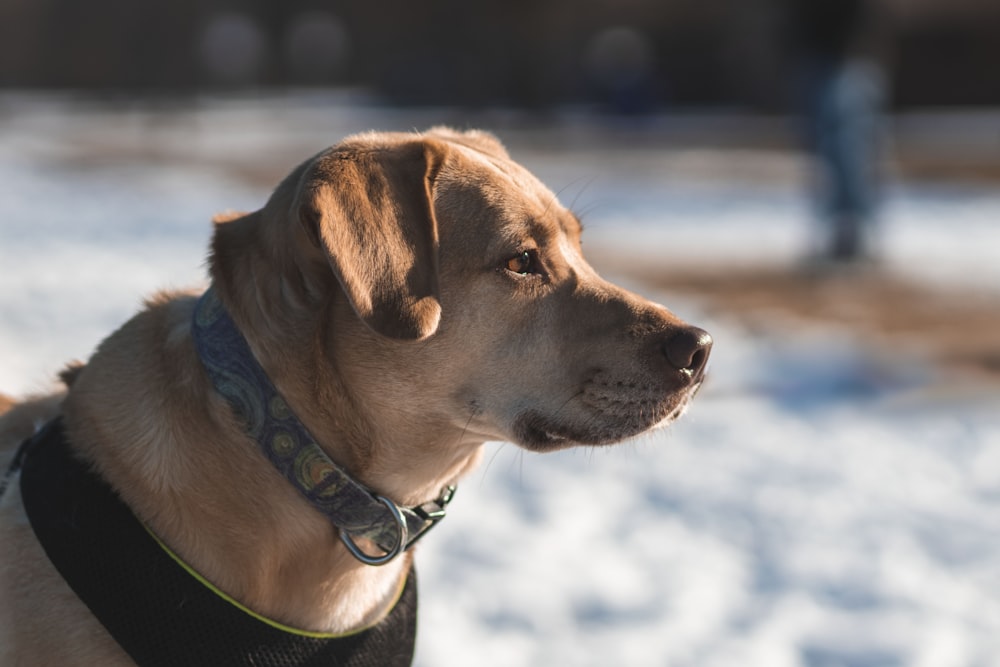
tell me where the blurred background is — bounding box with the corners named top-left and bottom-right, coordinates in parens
top-left (2, 1), bottom-right (1000, 665)
top-left (1, 0), bottom-right (999, 109)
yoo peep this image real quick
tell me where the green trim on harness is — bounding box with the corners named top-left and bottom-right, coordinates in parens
top-left (18, 419), bottom-right (418, 667)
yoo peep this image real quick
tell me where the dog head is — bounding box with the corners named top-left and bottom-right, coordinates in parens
top-left (210, 128), bottom-right (710, 481)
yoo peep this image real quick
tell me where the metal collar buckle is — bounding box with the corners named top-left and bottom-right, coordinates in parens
top-left (340, 495), bottom-right (408, 566)
top-left (409, 484), bottom-right (457, 546)
top-left (339, 485), bottom-right (457, 567)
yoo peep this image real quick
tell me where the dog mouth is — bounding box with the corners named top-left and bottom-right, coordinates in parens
top-left (514, 415), bottom-right (577, 452)
top-left (512, 378), bottom-right (703, 452)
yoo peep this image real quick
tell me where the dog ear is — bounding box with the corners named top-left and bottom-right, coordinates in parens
top-left (299, 139), bottom-right (445, 341)
top-left (426, 127), bottom-right (509, 160)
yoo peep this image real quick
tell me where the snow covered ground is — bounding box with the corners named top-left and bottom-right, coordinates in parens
top-left (2, 96), bottom-right (999, 666)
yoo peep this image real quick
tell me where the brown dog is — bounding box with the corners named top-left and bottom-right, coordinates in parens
top-left (0, 128), bottom-right (710, 665)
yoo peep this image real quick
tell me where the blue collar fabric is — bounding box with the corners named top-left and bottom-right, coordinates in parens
top-left (191, 287), bottom-right (454, 564)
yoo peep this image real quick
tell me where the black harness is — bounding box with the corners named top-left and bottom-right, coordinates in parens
top-left (7, 419), bottom-right (418, 667)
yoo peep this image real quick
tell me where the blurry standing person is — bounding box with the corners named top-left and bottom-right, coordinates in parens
top-left (784, 0), bottom-right (889, 265)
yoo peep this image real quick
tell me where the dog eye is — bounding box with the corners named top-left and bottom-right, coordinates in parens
top-left (504, 250), bottom-right (539, 276)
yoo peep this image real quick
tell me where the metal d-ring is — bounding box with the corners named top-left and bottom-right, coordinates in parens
top-left (339, 495), bottom-right (409, 566)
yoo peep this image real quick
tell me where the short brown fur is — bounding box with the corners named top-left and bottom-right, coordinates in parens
top-left (0, 128), bottom-right (709, 665)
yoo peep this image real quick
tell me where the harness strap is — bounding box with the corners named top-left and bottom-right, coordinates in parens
top-left (19, 419), bottom-right (418, 667)
top-left (0, 428), bottom-right (31, 499)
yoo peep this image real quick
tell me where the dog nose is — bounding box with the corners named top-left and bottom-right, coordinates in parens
top-left (664, 326), bottom-right (712, 376)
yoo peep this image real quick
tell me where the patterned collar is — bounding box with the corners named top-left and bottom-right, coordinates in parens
top-left (191, 286), bottom-right (455, 566)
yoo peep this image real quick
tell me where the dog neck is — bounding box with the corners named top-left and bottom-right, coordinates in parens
top-left (191, 286), bottom-right (457, 565)
top-left (60, 287), bottom-right (478, 635)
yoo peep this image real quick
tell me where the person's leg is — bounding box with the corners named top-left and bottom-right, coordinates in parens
top-left (823, 60), bottom-right (885, 261)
